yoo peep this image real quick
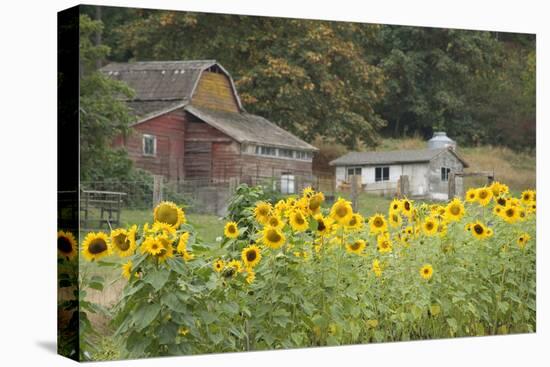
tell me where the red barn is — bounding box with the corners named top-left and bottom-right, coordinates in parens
top-left (103, 60), bottom-right (317, 192)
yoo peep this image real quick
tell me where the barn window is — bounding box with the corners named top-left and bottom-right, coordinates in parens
top-left (296, 151), bottom-right (312, 160)
top-left (255, 145), bottom-right (277, 156)
top-left (441, 167), bottom-right (451, 181)
top-left (375, 166), bottom-right (390, 182)
top-left (142, 134), bottom-right (156, 156)
top-left (278, 148), bottom-right (294, 158)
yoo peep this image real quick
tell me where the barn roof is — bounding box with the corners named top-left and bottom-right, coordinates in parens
top-left (100, 60), bottom-right (243, 110)
top-left (329, 148), bottom-right (468, 167)
top-left (185, 105), bottom-right (318, 152)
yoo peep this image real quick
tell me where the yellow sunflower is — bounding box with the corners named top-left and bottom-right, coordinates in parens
top-left (261, 227), bottom-right (286, 249)
top-left (242, 245), bottom-right (262, 268)
top-left (302, 186), bottom-right (315, 198)
top-left (377, 234), bottom-right (393, 254)
top-left (401, 199), bottom-right (414, 218)
top-left (476, 187), bottom-right (493, 206)
top-left (372, 259), bottom-right (382, 277)
top-left (314, 214), bottom-right (333, 236)
top-left (520, 190), bottom-right (536, 204)
top-left (517, 207), bottom-right (527, 221)
top-left (422, 217), bottom-right (438, 236)
top-left (141, 236), bottom-right (163, 256)
top-left (501, 206), bottom-right (519, 224)
top-left (224, 221), bottom-right (240, 239)
top-left (493, 205), bottom-right (505, 217)
top-left (122, 260), bottom-right (133, 280)
top-left (490, 181), bottom-right (509, 197)
top-left (266, 215), bottom-right (285, 229)
top-left (82, 232), bottom-right (111, 262)
top-left (517, 233), bottom-right (531, 249)
top-left (274, 200), bottom-right (287, 217)
top-left (176, 232), bottom-right (191, 255)
top-left (419, 264), bottom-right (433, 280)
top-left (465, 188), bottom-right (477, 203)
top-left (389, 199), bottom-right (402, 213)
top-left (369, 214), bottom-right (388, 234)
top-left (445, 198), bottom-right (465, 222)
top-left (254, 201), bottom-right (272, 225)
top-left (110, 225), bottom-right (137, 257)
top-left (346, 213), bottom-right (364, 231)
top-left (494, 195), bottom-right (508, 207)
top-left (470, 221), bottom-right (489, 240)
top-left (330, 198), bottom-right (353, 225)
top-left (57, 230), bottom-right (77, 260)
top-left (388, 212), bottom-right (403, 228)
top-left (156, 235), bottom-right (175, 262)
top-left (308, 192), bottom-right (325, 215)
top-left (346, 239), bottom-right (367, 255)
top-left (213, 259), bottom-right (225, 273)
top-left (289, 210), bottom-right (309, 232)
top-left (153, 201), bottom-right (186, 229)
top-left (246, 269), bottom-right (256, 284)
top-left (226, 259), bottom-right (243, 275)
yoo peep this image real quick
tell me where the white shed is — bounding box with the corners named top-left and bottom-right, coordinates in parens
top-left (329, 146), bottom-right (469, 200)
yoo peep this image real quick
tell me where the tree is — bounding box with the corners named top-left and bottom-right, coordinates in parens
top-left (79, 14), bottom-right (136, 181)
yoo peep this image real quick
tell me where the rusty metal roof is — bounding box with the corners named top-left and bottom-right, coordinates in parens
top-left (329, 148), bottom-right (468, 167)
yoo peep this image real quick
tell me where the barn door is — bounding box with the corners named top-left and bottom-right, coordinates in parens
top-left (184, 141), bottom-right (212, 180)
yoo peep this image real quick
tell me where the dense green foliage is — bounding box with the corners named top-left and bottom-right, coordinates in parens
top-left (81, 6), bottom-right (535, 152)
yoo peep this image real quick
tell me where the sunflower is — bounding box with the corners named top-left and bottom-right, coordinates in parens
top-left (501, 206), bottom-right (519, 224)
top-left (274, 200), bottom-right (288, 217)
top-left (122, 260), bottom-right (133, 280)
top-left (314, 214), bottom-right (333, 236)
top-left (346, 213), bottom-right (364, 231)
top-left (517, 233), bottom-right (531, 249)
top-left (401, 199), bottom-right (414, 218)
top-left (470, 221), bottom-right (489, 240)
top-left (261, 227), bottom-right (286, 249)
top-left (176, 232), bottom-right (191, 254)
top-left (517, 207), bottom-right (527, 221)
top-left (346, 239), bottom-right (366, 254)
top-left (153, 201), bottom-right (185, 229)
top-left (494, 195), bottom-right (508, 207)
top-left (465, 188), bottom-right (477, 203)
top-left (388, 212), bottom-right (403, 228)
top-left (404, 226), bottom-right (415, 236)
top-left (225, 260), bottom-right (243, 277)
top-left (57, 230), bottom-right (77, 260)
top-left (82, 232), bottom-right (111, 261)
top-left (110, 225), bottom-right (137, 257)
top-left (302, 186), bottom-right (315, 198)
top-left (330, 198), bottom-right (353, 225)
top-left (445, 198), bottom-right (465, 222)
top-left (156, 235), bottom-right (175, 262)
top-left (308, 192), bottom-right (325, 215)
top-left (266, 215), bottom-right (285, 229)
top-left (377, 234), bottom-right (393, 254)
top-left (372, 259), bottom-right (382, 277)
top-left (141, 236), bottom-right (163, 256)
top-left (476, 187), bottom-right (493, 206)
top-left (246, 269), bottom-right (256, 284)
top-left (289, 210), bottom-right (309, 232)
top-left (213, 259), bottom-right (225, 273)
top-left (254, 201), bottom-right (272, 225)
top-left (422, 217), bottom-right (438, 236)
top-left (369, 214), bottom-right (388, 234)
top-left (242, 245), bottom-right (262, 268)
top-left (419, 264), bottom-right (433, 280)
top-left (493, 205), bottom-right (505, 217)
top-left (389, 199), bottom-right (402, 213)
top-left (224, 221), bottom-right (239, 239)
top-left (150, 221), bottom-right (177, 236)
top-left (490, 181), bottom-right (509, 197)
top-left (520, 190), bottom-right (536, 204)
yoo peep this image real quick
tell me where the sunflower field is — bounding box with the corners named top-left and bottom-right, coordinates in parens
top-left (57, 182), bottom-right (536, 360)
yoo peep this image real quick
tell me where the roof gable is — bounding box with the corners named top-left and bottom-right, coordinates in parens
top-left (329, 148), bottom-right (468, 167)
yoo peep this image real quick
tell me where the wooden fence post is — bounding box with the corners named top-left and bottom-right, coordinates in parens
top-left (351, 175), bottom-right (361, 212)
top-left (153, 175), bottom-right (164, 208)
top-left (448, 172), bottom-right (456, 199)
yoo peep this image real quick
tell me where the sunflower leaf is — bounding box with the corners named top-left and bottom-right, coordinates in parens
top-left (143, 269), bottom-right (171, 291)
top-left (133, 303), bottom-right (161, 331)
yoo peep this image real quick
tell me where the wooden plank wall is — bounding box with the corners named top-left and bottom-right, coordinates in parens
top-left (191, 71), bottom-right (240, 112)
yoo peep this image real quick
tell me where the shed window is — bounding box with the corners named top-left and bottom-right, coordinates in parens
top-left (441, 167), bottom-right (451, 181)
top-left (255, 145), bottom-right (277, 156)
top-left (278, 149), bottom-right (294, 158)
top-left (280, 173), bottom-right (296, 194)
top-left (142, 134), bottom-right (156, 156)
top-left (375, 166), bottom-right (390, 182)
top-left (347, 167), bottom-right (362, 179)
top-left (296, 151), bottom-right (312, 160)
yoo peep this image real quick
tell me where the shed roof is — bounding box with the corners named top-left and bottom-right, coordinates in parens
top-left (329, 148), bottom-right (468, 167)
top-left (185, 105), bottom-right (318, 151)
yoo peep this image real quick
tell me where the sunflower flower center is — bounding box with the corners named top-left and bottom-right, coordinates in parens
top-left (404, 202), bottom-right (410, 211)
top-left (88, 239), bottom-right (108, 254)
top-left (58, 237), bottom-right (73, 254)
top-left (473, 224), bottom-right (484, 235)
top-left (351, 241), bottom-right (361, 251)
top-left (267, 229), bottom-right (281, 242)
top-left (373, 218), bottom-right (383, 227)
top-left (426, 222), bottom-right (434, 230)
top-left (505, 208), bottom-right (515, 217)
top-left (450, 205), bottom-right (460, 215)
top-left (156, 205), bottom-right (178, 226)
top-left (479, 191), bottom-right (488, 199)
top-left (246, 250), bottom-right (257, 262)
top-left (349, 216), bottom-right (357, 226)
top-left (317, 220), bottom-right (326, 231)
top-left (335, 205), bottom-right (348, 218)
top-left (114, 233), bottom-right (130, 251)
top-left (295, 215), bottom-right (305, 225)
top-left (228, 225), bottom-right (236, 233)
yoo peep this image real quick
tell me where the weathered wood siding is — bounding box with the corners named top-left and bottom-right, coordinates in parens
top-left (191, 71), bottom-right (240, 113)
top-left (115, 110), bottom-right (186, 181)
